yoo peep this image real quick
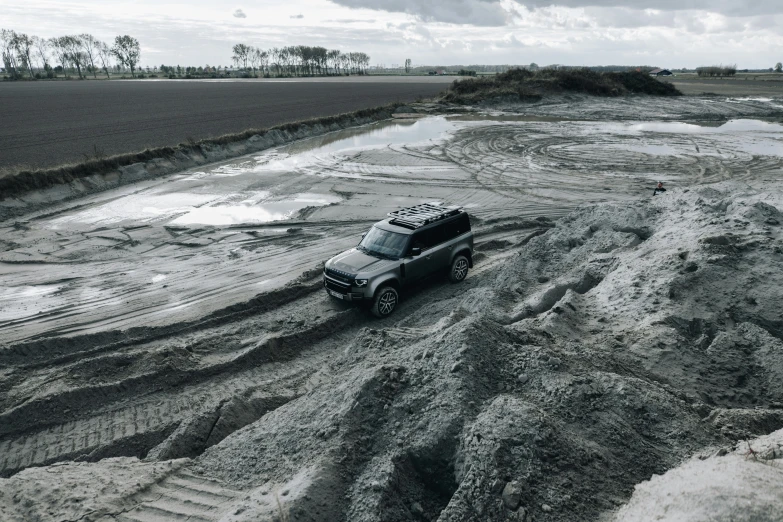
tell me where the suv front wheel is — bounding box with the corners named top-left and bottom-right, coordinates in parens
top-left (449, 255), bottom-right (469, 283)
top-left (371, 286), bottom-right (398, 318)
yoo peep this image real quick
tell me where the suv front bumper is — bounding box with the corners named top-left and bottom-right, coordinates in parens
top-left (323, 277), bottom-right (368, 302)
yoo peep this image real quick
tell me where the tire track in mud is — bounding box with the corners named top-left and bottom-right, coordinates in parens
top-left (0, 221), bottom-right (367, 343)
top-left (0, 219), bottom-right (542, 480)
top-left (110, 470), bottom-right (243, 522)
top-left (7, 105), bottom-right (779, 346)
top-left (0, 306), bottom-right (359, 477)
top-left (440, 122), bottom-right (783, 211)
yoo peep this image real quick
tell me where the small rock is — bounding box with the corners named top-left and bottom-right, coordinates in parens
top-left (517, 374), bottom-right (529, 384)
top-left (451, 361), bottom-right (463, 373)
top-left (542, 504), bottom-right (552, 512)
top-left (370, 480), bottom-right (382, 491)
top-left (411, 502), bottom-right (424, 515)
top-left (502, 481), bottom-right (522, 510)
top-left (491, 478), bottom-right (506, 494)
top-left (390, 371), bottom-right (399, 381)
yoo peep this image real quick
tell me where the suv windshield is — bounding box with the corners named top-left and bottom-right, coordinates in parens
top-left (358, 226), bottom-right (408, 259)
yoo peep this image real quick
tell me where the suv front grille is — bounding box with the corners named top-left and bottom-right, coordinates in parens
top-left (325, 268), bottom-right (353, 284)
top-left (325, 278), bottom-right (351, 294)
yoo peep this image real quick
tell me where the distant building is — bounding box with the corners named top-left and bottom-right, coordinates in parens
top-left (649, 68), bottom-right (673, 76)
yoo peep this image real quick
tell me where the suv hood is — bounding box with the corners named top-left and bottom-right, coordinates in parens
top-left (330, 248), bottom-right (396, 274)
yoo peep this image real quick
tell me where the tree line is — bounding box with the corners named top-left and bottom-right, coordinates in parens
top-left (695, 64), bottom-right (737, 77)
top-left (231, 44), bottom-right (370, 76)
top-left (0, 29), bottom-right (141, 79)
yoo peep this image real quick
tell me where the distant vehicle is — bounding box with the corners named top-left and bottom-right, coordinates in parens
top-left (428, 71), bottom-right (437, 75)
top-left (649, 68), bottom-right (674, 77)
top-left (323, 204), bottom-right (474, 317)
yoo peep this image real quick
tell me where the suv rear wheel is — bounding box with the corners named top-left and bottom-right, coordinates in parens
top-left (371, 286), bottom-right (398, 318)
top-left (449, 255), bottom-right (469, 283)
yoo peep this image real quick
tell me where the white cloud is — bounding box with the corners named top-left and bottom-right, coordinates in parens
top-left (233, 9), bottom-right (247, 18)
top-left (1, 0), bottom-right (781, 68)
top-left (330, 0), bottom-right (510, 26)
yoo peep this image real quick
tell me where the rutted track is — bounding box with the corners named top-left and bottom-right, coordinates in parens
top-left (0, 283), bottom-right (361, 477)
top-left (0, 217), bottom-right (544, 480)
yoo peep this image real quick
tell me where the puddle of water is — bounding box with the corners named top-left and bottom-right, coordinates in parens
top-left (49, 193), bottom-right (220, 228)
top-left (447, 114), bottom-right (572, 123)
top-left (727, 97), bottom-right (783, 109)
top-left (253, 116), bottom-right (458, 172)
top-left (590, 119), bottom-right (783, 135)
top-left (581, 119), bottom-right (783, 157)
top-left (169, 192), bottom-right (340, 226)
top-left (0, 284), bottom-right (65, 321)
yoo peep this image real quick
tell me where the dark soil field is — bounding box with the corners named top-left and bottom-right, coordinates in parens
top-left (0, 77), bottom-right (452, 172)
top-left (664, 77), bottom-right (783, 96)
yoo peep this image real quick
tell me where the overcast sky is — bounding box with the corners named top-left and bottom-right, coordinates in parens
top-left (3, 0), bottom-right (782, 68)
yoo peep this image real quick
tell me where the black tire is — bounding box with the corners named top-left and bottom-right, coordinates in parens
top-left (371, 286), bottom-right (398, 318)
top-left (449, 255), bottom-right (469, 283)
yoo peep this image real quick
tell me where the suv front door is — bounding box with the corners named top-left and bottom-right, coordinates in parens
top-left (403, 224), bottom-right (450, 282)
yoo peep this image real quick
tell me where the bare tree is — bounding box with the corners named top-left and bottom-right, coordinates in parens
top-left (270, 47), bottom-right (281, 76)
top-left (404, 58), bottom-right (411, 73)
top-left (97, 41), bottom-right (113, 79)
top-left (12, 32), bottom-right (35, 78)
top-left (327, 49), bottom-right (340, 75)
top-left (49, 36), bottom-right (71, 77)
top-left (249, 46), bottom-right (267, 75)
top-left (232, 43), bottom-right (251, 69)
top-left (80, 34), bottom-right (101, 78)
top-left (60, 35), bottom-right (86, 79)
top-left (31, 36), bottom-right (49, 71)
top-left (1, 29), bottom-right (21, 78)
top-left (112, 35), bottom-right (140, 77)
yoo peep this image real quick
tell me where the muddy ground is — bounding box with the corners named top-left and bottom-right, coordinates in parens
top-left (1, 93), bottom-right (783, 521)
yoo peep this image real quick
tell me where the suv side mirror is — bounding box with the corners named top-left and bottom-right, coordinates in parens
top-left (411, 247), bottom-right (422, 257)
top-left (361, 232), bottom-right (367, 239)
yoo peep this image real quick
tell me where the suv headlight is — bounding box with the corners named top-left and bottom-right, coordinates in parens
top-left (354, 279), bottom-right (368, 287)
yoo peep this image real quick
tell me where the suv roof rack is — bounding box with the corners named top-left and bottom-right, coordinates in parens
top-left (387, 203), bottom-right (462, 230)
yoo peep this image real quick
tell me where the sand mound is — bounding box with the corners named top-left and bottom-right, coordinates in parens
top-left (2, 181), bottom-right (783, 521)
top-left (614, 429), bottom-right (783, 521)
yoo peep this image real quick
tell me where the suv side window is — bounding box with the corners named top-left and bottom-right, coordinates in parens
top-left (410, 226), bottom-right (444, 252)
top-left (443, 213), bottom-right (470, 241)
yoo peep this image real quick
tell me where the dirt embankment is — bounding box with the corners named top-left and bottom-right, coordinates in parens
top-left (2, 182), bottom-right (783, 521)
top-left (441, 69), bottom-right (682, 104)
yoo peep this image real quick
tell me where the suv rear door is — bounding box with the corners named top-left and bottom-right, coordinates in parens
top-left (403, 223), bottom-right (450, 282)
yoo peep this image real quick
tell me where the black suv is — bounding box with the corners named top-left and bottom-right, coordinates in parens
top-left (323, 204), bottom-right (474, 317)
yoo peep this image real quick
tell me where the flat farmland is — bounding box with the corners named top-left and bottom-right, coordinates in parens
top-left (0, 76), bottom-right (453, 172)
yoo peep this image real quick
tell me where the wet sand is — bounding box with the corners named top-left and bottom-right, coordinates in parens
top-left (2, 99), bottom-right (782, 344)
top-left (1, 95), bottom-right (783, 522)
